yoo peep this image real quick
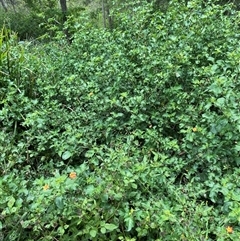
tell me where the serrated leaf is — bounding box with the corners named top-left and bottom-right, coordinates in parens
top-left (125, 217), bottom-right (134, 232)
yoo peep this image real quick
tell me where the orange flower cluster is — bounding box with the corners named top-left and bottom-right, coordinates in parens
top-left (226, 226), bottom-right (233, 234)
top-left (43, 184), bottom-right (49, 190)
top-left (192, 127), bottom-right (197, 132)
top-left (69, 171), bottom-right (77, 179)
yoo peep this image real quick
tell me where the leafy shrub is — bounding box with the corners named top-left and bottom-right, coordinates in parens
top-left (1, 0), bottom-right (240, 240)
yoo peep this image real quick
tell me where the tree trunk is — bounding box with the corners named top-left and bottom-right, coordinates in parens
top-left (59, 0), bottom-right (67, 22)
top-left (102, 0), bottom-right (113, 29)
top-left (102, 0), bottom-right (106, 28)
top-left (59, 0), bottom-right (71, 43)
top-left (106, 5), bottom-right (113, 30)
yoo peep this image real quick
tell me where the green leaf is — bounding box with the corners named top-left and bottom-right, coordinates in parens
top-left (215, 97), bottom-right (225, 107)
top-left (85, 185), bottom-right (95, 195)
top-left (231, 193), bottom-right (240, 202)
top-left (104, 223), bottom-right (118, 231)
top-left (85, 150), bottom-right (95, 158)
top-left (235, 144), bottom-right (240, 152)
top-left (62, 151), bottom-right (72, 160)
top-left (55, 196), bottom-right (64, 209)
top-left (114, 192), bottom-right (123, 200)
top-left (57, 226), bottom-right (65, 235)
top-left (90, 229), bottom-right (97, 238)
top-left (7, 196), bottom-right (15, 208)
top-left (125, 217), bottom-right (134, 232)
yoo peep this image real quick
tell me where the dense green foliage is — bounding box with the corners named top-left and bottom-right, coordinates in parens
top-left (1, 0), bottom-right (240, 240)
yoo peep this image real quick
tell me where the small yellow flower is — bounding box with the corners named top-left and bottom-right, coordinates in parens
top-left (192, 127), bottom-right (197, 132)
top-left (69, 171), bottom-right (77, 179)
top-left (226, 226), bottom-right (233, 234)
top-left (89, 92), bottom-right (94, 96)
top-left (43, 184), bottom-right (49, 190)
top-left (129, 208), bottom-right (134, 215)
